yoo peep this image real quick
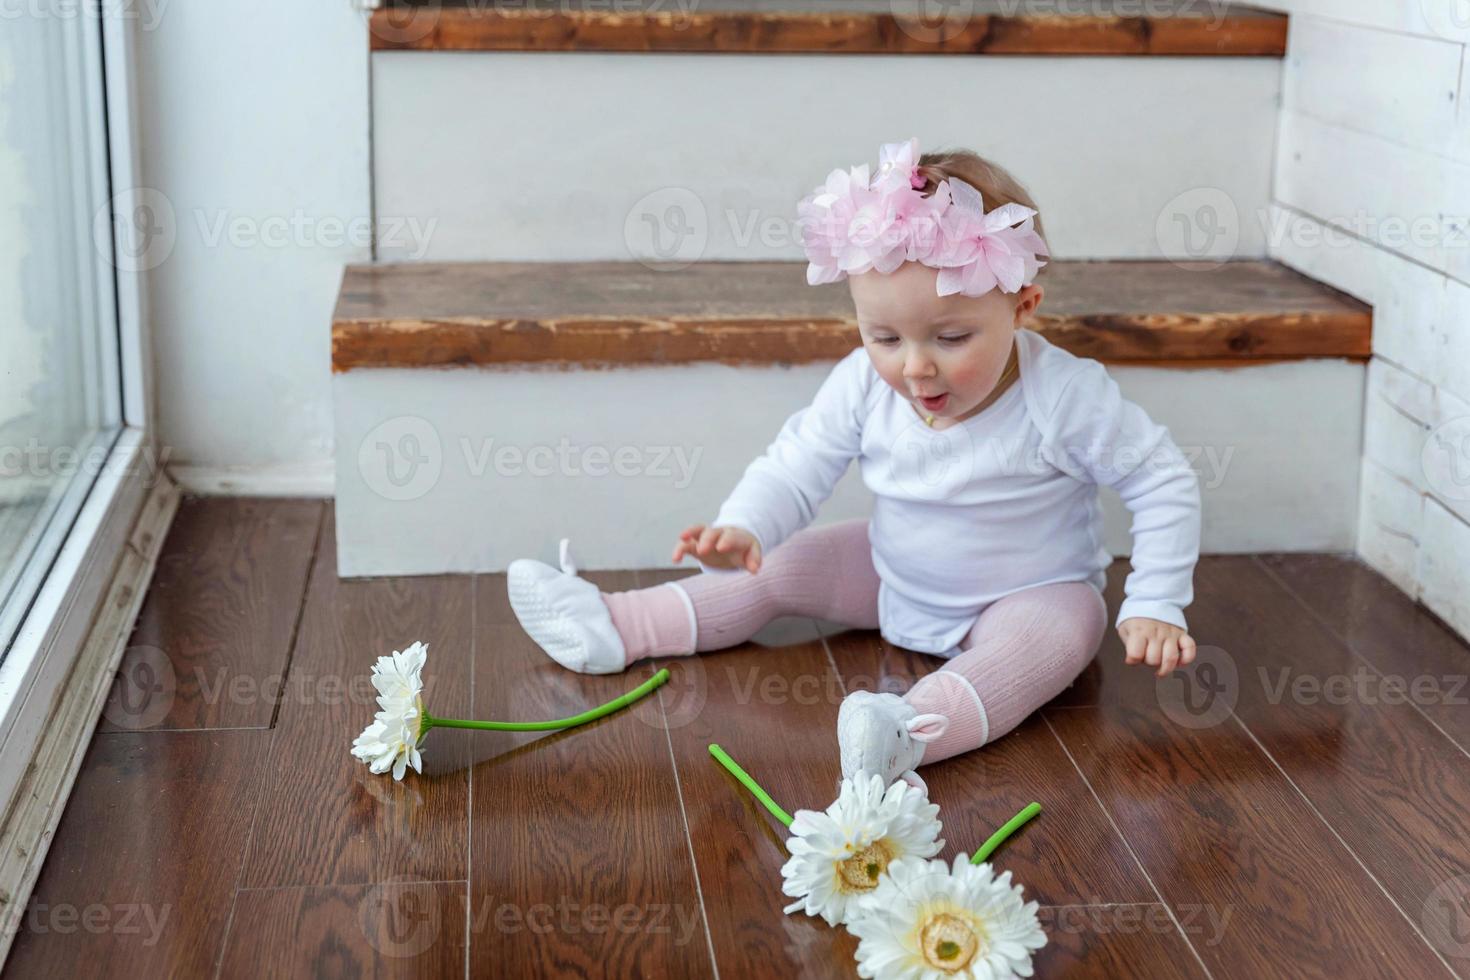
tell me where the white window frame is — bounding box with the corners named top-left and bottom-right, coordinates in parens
top-left (0, 9), bottom-right (170, 955)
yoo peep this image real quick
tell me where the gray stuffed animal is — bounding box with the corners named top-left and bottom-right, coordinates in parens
top-left (836, 690), bottom-right (949, 793)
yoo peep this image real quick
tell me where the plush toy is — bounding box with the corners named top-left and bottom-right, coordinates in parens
top-left (836, 691), bottom-right (950, 793)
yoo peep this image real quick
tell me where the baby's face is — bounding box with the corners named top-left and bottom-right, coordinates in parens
top-left (849, 262), bottom-right (1042, 425)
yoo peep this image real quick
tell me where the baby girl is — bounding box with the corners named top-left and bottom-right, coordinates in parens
top-left (507, 138), bottom-right (1201, 789)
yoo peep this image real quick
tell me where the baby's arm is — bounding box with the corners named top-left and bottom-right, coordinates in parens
top-left (1049, 364), bottom-right (1202, 675)
top-left (675, 348), bottom-right (870, 572)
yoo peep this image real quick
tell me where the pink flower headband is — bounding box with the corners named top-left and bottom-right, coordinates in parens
top-left (796, 138), bottom-right (1049, 298)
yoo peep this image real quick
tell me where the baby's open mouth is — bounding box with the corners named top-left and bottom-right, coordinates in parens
top-left (918, 393), bottom-right (949, 412)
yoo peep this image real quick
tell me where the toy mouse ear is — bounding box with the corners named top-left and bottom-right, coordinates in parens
top-left (906, 713), bottom-right (949, 743)
top-left (900, 769), bottom-right (929, 794)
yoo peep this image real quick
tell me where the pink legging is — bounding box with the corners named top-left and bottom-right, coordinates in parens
top-left (600, 519), bottom-right (1107, 765)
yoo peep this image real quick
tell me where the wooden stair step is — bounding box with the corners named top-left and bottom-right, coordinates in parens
top-left (332, 260), bottom-right (1371, 372)
top-left (371, 0), bottom-right (1287, 56)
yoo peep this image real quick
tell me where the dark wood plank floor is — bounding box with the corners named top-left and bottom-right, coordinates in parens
top-left (6, 497), bottom-right (1470, 978)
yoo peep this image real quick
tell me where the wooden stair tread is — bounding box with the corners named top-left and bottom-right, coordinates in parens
top-left (371, 0), bottom-right (1286, 55)
top-left (332, 260), bottom-right (1371, 372)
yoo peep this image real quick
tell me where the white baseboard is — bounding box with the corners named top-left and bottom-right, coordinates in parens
top-left (168, 459), bottom-right (335, 497)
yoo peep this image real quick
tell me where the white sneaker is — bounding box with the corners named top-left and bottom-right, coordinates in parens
top-left (507, 538), bottom-right (627, 674)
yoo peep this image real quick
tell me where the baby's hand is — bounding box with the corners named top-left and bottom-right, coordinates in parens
top-left (1118, 617), bottom-right (1197, 678)
top-left (672, 524), bottom-right (762, 573)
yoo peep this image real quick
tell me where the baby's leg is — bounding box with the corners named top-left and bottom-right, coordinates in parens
top-left (903, 581), bottom-right (1107, 766)
top-left (601, 518), bottom-right (880, 668)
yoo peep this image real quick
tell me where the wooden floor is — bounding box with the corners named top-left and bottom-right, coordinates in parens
top-left (6, 497), bottom-right (1470, 977)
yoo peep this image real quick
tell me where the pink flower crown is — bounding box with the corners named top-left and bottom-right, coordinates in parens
top-left (796, 138), bottom-right (1049, 298)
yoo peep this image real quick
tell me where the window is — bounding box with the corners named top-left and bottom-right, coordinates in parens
top-left (0, 13), bottom-right (124, 659)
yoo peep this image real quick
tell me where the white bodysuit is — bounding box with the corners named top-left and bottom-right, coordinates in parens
top-left (710, 328), bottom-right (1202, 658)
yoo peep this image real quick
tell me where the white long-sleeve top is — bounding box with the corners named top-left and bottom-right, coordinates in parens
top-left (709, 328), bottom-right (1202, 657)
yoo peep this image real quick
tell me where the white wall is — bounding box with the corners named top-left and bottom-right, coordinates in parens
top-left (135, 3), bottom-right (370, 494)
top-left (1265, 2), bottom-right (1470, 639)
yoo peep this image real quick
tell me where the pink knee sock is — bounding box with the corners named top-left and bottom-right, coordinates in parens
top-left (602, 529), bottom-right (1105, 760)
top-left (601, 519), bottom-right (880, 666)
top-left (904, 581), bottom-right (1107, 765)
top-left (600, 583), bottom-right (696, 664)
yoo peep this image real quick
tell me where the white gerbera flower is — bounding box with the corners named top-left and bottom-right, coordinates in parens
top-left (348, 643), bottom-right (675, 781)
top-left (351, 705), bottom-right (424, 781)
top-left (351, 642), bottom-right (428, 781)
top-left (780, 773), bottom-right (943, 926)
top-left (369, 641), bottom-right (427, 711)
top-left (848, 854), bottom-right (1047, 980)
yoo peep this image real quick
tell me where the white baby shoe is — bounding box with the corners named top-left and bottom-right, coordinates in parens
top-left (837, 690), bottom-right (949, 792)
top-left (507, 538), bottom-right (627, 675)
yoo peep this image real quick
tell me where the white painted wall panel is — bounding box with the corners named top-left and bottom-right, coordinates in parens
top-left (1424, 384), bottom-right (1470, 527)
top-left (1260, 0), bottom-right (1470, 43)
top-left (1419, 497), bottom-right (1470, 638)
top-left (1364, 361), bottom-right (1432, 487)
top-left (1270, 2), bottom-right (1470, 640)
top-left (1354, 352), bottom-right (1470, 564)
top-left (1458, 50), bottom-right (1470, 162)
top-left (1357, 458), bottom-right (1424, 597)
top-left (1276, 112), bottom-right (1470, 283)
top-left (1266, 205), bottom-right (1447, 375)
top-left (1283, 17), bottom-right (1463, 157)
top-left (1370, 357), bottom-right (1439, 427)
top-left (1441, 277), bottom-right (1470, 404)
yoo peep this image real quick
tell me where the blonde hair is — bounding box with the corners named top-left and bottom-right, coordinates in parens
top-left (913, 148), bottom-right (1049, 286)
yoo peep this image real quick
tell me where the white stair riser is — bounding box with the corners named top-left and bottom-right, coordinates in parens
top-left (372, 52), bottom-right (1280, 263)
top-left (333, 359), bottom-right (1363, 577)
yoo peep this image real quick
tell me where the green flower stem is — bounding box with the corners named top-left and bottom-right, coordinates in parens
top-left (972, 801), bottom-right (1041, 865)
top-left (708, 743), bottom-right (794, 828)
top-left (419, 667), bottom-right (669, 736)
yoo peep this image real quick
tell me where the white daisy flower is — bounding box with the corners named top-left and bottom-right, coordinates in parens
top-left (351, 642), bottom-right (428, 781)
top-left (780, 772), bottom-right (944, 926)
top-left (351, 704), bottom-right (424, 781)
top-left (848, 854), bottom-right (1047, 980)
top-left (368, 641), bottom-right (428, 712)
top-left (349, 642), bottom-right (673, 781)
